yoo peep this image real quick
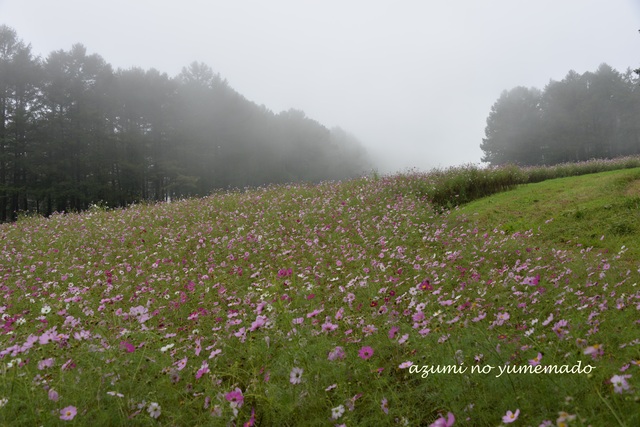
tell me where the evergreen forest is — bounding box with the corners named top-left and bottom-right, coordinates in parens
top-left (481, 63), bottom-right (640, 166)
top-left (0, 25), bottom-right (372, 222)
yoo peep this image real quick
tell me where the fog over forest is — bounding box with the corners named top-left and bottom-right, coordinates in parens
top-left (2, 0), bottom-right (638, 174)
top-left (0, 25), bottom-right (374, 221)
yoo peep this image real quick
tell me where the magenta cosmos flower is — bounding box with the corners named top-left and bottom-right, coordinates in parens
top-left (60, 405), bottom-right (77, 421)
top-left (429, 412), bottom-right (454, 427)
top-left (120, 341), bottom-right (135, 353)
top-left (225, 388), bottom-right (245, 407)
top-left (419, 279), bottom-right (433, 291)
top-left (358, 346), bottom-right (374, 360)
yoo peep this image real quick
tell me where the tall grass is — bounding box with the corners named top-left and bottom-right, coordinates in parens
top-left (523, 156), bottom-right (640, 183)
top-left (389, 156), bottom-right (640, 209)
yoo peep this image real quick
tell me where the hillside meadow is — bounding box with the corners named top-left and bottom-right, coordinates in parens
top-left (1, 159), bottom-right (639, 426)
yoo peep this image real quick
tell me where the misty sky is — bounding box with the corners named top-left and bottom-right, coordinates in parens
top-left (2, 0), bottom-right (639, 173)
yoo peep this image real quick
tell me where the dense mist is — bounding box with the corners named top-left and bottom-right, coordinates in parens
top-left (2, 1), bottom-right (637, 174)
top-left (0, 26), bottom-right (372, 221)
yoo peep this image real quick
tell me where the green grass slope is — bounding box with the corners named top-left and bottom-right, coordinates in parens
top-left (451, 167), bottom-right (640, 264)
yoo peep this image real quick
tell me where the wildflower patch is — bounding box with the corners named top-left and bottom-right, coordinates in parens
top-left (1, 167), bottom-right (639, 426)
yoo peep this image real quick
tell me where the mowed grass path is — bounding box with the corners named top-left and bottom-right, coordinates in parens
top-left (0, 168), bottom-right (639, 426)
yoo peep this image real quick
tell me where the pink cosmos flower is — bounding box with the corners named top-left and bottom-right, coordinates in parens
top-left (344, 293), bottom-right (356, 305)
top-left (552, 319), bottom-right (569, 338)
top-left (48, 389), bottom-right (59, 402)
top-left (496, 312), bottom-right (510, 325)
top-left (243, 407), bottom-right (256, 427)
top-left (73, 330), bottom-right (91, 340)
top-left (362, 324), bottom-right (378, 336)
top-left (39, 330), bottom-right (54, 345)
top-left (529, 352), bottom-right (543, 366)
top-left (174, 357), bottom-right (188, 371)
top-left (277, 268), bottom-right (292, 278)
top-left (418, 328), bottom-right (431, 336)
top-left (328, 346), bottom-right (346, 361)
top-left (522, 274), bottom-right (540, 286)
top-left (472, 312), bottom-right (486, 322)
top-left (583, 344), bottom-right (603, 360)
top-left (196, 361), bottom-right (209, 379)
top-left (290, 367), bottom-right (303, 384)
top-left (346, 393), bottom-right (363, 411)
top-left (438, 334), bottom-right (450, 344)
top-left (38, 358), bottom-right (54, 370)
top-left (61, 359), bottom-right (76, 371)
top-left (249, 315), bottom-right (268, 331)
top-left (399, 361), bottom-right (413, 369)
top-left (429, 412), bottom-right (455, 427)
top-left (502, 409), bottom-right (520, 423)
top-left (388, 326), bottom-right (400, 339)
top-left (321, 318), bottom-right (338, 332)
top-left (60, 405), bottom-right (77, 421)
top-left (306, 308), bottom-right (323, 318)
top-left (610, 374), bottom-right (632, 393)
top-left (381, 397), bottom-right (389, 414)
top-left (358, 346), bottom-right (374, 360)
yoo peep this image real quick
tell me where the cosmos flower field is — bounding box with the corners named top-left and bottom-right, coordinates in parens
top-left (1, 165), bottom-right (639, 426)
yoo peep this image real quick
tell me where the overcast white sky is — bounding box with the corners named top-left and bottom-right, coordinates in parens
top-left (1, 0), bottom-right (639, 173)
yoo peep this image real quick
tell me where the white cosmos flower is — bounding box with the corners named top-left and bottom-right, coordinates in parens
top-left (331, 404), bottom-right (345, 420)
top-left (160, 343), bottom-right (174, 352)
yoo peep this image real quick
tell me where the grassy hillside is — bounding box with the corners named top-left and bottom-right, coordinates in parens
top-left (0, 166), bottom-right (639, 426)
top-left (451, 167), bottom-right (640, 264)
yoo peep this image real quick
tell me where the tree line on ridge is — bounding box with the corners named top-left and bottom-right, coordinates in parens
top-left (0, 25), bottom-right (372, 222)
top-left (481, 63), bottom-right (640, 166)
